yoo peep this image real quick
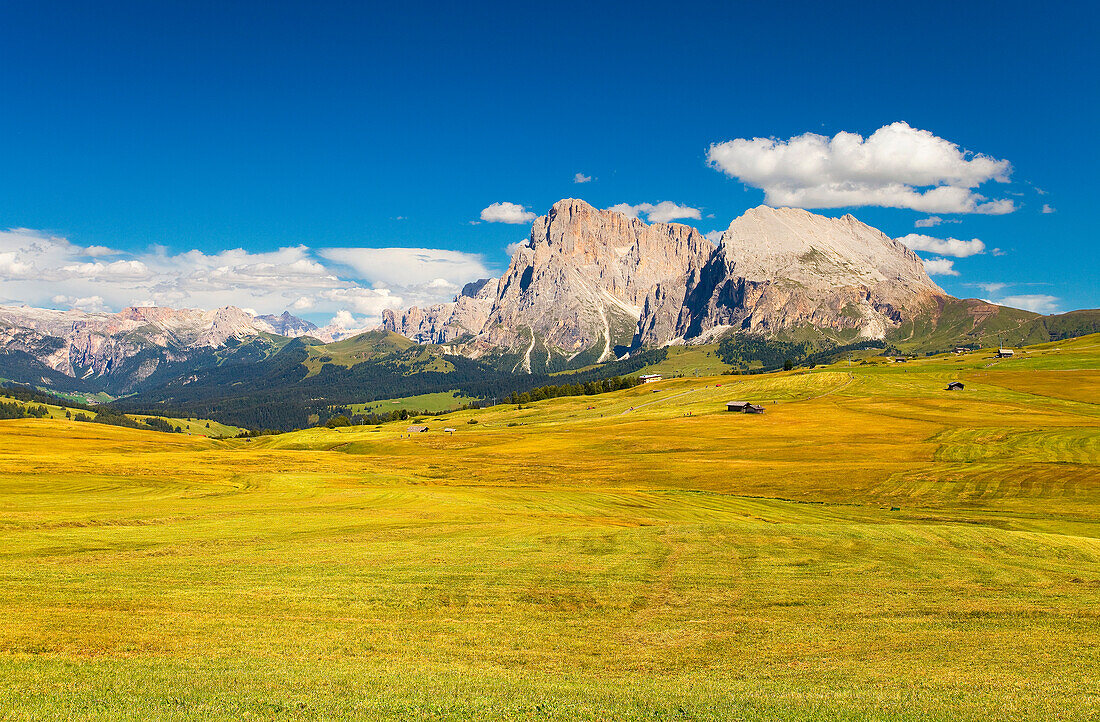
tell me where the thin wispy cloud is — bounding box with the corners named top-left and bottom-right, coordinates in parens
top-left (913, 216), bottom-right (961, 228)
top-left (970, 282), bottom-right (1009, 294)
top-left (995, 294), bottom-right (1059, 314)
top-left (707, 122), bottom-right (1015, 214)
top-left (573, 173), bottom-right (593, 184)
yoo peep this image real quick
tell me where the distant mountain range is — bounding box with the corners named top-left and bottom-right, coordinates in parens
top-left (1, 199), bottom-right (1097, 427)
top-left (0, 304), bottom-right (333, 393)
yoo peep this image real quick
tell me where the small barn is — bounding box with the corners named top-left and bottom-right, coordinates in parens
top-left (893, 357), bottom-right (908, 363)
top-left (406, 424), bottom-right (429, 433)
top-left (744, 404), bottom-right (766, 414)
top-left (997, 348), bottom-right (1015, 358)
top-left (639, 373), bottom-right (663, 384)
top-left (726, 401), bottom-right (749, 412)
top-left (946, 381), bottom-right (964, 391)
top-left (443, 427), bottom-right (456, 434)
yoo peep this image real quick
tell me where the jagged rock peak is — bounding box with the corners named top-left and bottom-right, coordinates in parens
top-left (475, 198), bottom-right (714, 368)
top-left (381, 278), bottom-right (499, 344)
top-left (634, 205), bottom-right (949, 347)
top-left (460, 278), bottom-right (494, 299)
top-left (717, 205), bottom-right (942, 290)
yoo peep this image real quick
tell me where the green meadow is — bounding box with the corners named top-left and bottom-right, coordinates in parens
top-left (347, 390), bottom-right (477, 416)
top-left (0, 395), bottom-right (243, 438)
top-left (1, 336), bottom-right (1099, 720)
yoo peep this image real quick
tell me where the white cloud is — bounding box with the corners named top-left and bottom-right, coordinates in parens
top-left (83, 245), bottom-right (118, 257)
top-left (51, 294), bottom-right (107, 312)
top-left (0, 227), bottom-right (492, 326)
top-left (898, 234), bottom-right (986, 258)
top-left (972, 282), bottom-right (1008, 294)
top-left (330, 310), bottom-right (357, 328)
top-left (1042, 204), bottom-right (1056, 214)
top-left (608, 201), bottom-right (702, 224)
top-left (707, 121), bottom-right (1015, 214)
top-left (317, 287), bottom-right (402, 317)
top-left (995, 294), bottom-right (1059, 314)
top-left (0, 228), bottom-right (83, 278)
top-left (60, 259), bottom-right (151, 280)
top-left (573, 173), bottom-right (593, 184)
top-left (319, 247), bottom-right (489, 288)
top-left (0, 252), bottom-right (35, 279)
top-left (922, 257), bottom-right (959, 276)
top-left (505, 239), bottom-right (530, 257)
top-left (974, 199), bottom-right (1015, 215)
top-left (479, 202), bottom-right (536, 224)
top-left (326, 309), bottom-right (371, 334)
top-left (704, 230), bottom-right (723, 244)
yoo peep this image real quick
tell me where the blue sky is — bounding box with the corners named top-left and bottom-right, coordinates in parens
top-left (0, 0), bottom-right (1096, 327)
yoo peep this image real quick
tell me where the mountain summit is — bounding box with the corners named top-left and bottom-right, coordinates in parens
top-left (637, 205), bottom-right (946, 345)
top-left (479, 199), bottom-right (714, 369)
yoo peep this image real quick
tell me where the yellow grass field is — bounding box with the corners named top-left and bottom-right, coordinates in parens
top-left (1, 336), bottom-right (1098, 720)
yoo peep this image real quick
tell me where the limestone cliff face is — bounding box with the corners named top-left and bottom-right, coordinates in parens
top-left (381, 278), bottom-right (497, 344)
top-left (636, 206), bottom-right (946, 345)
top-left (479, 199), bottom-right (714, 367)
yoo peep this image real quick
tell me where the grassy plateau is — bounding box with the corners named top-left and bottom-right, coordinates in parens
top-left (1, 336), bottom-right (1098, 720)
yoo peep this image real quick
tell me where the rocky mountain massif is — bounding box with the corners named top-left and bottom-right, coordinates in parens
top-left (0, 305), bottom-right (325, 392)
top-left (381, 199), bottom-right (1017, 372)
top-left (481, 199), bottom-right (714, 369)
top-left (636, 205), bottom-right (947, 346)
top-left (381, 278), bottom-right (498, 345)
top-left (386, 200), bottom-right (716, 369)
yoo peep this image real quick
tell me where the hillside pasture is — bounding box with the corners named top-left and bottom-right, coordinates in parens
top-left (0, 336), bottom-right (1098, 720)
top-left (348, 390), bottom-right (477, 415)
top-left (0, 395), bottom-right (242, 437)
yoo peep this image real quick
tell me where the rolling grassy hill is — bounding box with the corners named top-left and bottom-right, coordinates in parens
top-left (1, 335), bottom-right (1098, 719)
top-left (0, 393), bottom-right (244, 437)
